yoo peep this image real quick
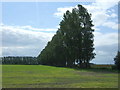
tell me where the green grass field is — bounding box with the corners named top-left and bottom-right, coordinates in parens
top-left (2, 65), bottom-right (118, 88)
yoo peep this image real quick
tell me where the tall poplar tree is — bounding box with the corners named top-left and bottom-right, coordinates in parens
top-left (59, 5), bottom-right (95, 68)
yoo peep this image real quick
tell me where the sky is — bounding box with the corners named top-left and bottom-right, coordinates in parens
top-left (0, 0), bottom-right (119, 64)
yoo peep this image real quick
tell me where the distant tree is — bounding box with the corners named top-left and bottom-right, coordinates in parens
top-left (114, 51), bottom-right (120, 70)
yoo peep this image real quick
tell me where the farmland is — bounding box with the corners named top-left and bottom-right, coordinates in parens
top-left (2, 65), bottom-right (118, 88)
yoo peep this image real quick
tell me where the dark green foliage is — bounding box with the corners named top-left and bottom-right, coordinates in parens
top-left (114, 51), bottom-right (120, 70)
top-left (2, 56), bottom-right (38, 65)
top-left (37, 31), bottom-right (67, 67)
top-left (37, 5), bottom-right (95, 68)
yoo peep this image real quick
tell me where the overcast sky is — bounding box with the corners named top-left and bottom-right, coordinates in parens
top-left (0, 0), bottom-right (119, 64)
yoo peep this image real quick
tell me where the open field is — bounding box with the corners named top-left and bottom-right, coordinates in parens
top-left (91, 64), bottom-right (114, 69)
top-left (2, 65), bottom-right (118, 88)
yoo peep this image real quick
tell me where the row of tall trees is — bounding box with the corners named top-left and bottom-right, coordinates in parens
top-left (2, 56), bottom-right (38, 65)
top-left (37, 5), bottom-right (95, 68)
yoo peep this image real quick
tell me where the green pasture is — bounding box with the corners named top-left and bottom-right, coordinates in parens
top-left (2, 65), bottom-right (118, 88)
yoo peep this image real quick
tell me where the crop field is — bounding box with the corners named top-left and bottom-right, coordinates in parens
top-left (91, 64), bottom-right (113, 69)
top-left (2, 65), bottom-right (119, 88)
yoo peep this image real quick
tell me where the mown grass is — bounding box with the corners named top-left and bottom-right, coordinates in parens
top-left (2, 65), bottom-right (119, 88)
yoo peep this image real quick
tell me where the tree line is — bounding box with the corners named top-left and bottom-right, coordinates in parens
top-left (2, 56), bottom-right (38, 65)
top-left (37, 5), bottom-right (95, 68)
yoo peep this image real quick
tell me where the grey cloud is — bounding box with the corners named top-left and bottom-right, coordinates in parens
top-left (2, 47), bottom-right (41, 57)
top-left (2, 25), bottom-right (55, 56)
top-left (91, 44), bottom-right (118, 64)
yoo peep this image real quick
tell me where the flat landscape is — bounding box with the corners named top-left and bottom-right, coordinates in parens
top-left (2, 65), bottom-right (118, 88)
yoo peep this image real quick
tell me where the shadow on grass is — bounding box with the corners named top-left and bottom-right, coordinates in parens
top-left (72, 67), bottom-right (119, 74)
top-left (39, 64), bottom-right (119, 74)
